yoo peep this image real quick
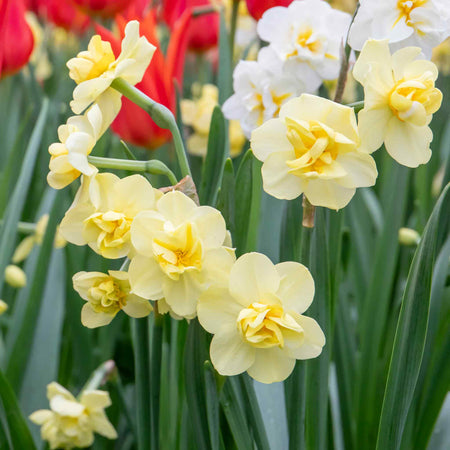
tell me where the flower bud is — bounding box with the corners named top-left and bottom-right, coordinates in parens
top-left (0, 300), bottom-right (8, 315)
top-left (398, 228), bottom-right (421, 247)
top-left (5, 265), bottom-right (27, 288)
top-left (0, 0), bottom-right (34, 79)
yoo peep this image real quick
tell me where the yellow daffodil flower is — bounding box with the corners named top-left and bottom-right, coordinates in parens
top-left (73, 270), bottom-right (152, 328)
top-left (129, 190), bottom-right (235, 318)
top-left (4, 265), bottom-right (27, 288)
top-left (0, 300), bottom-right (8, 315)
top-left (251, 94), bottom-right (378, 210)
top-left (197, 252), bottom-right (325, 384)
top-left (47, 93), bottom-right (120, 190)
top-left (182, 84), bottom-right (246, 158)
top-left (60, 173), bottom-right (159, 259)
top-left (353, 39), bottom-right (443, 168)
top-left (30, 382), bottom-right (117, 449)
top-left (12, 215), bottom-right (66, 264)
top-left (67, 20), bottom-right (156, 115)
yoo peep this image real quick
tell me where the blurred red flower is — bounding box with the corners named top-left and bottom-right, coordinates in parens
top-left (97, 10), bottom-right (191, 149)
top-left (161, 0), bottom-right (219, 52)
top-left (31, 0), bottom-right (90, 34)
top-left (245, 0), bottom-right (294, 20)
top-left (72, 0), bottom-right (138, 18)
top-left (0, 0), bottom-right (34, 79)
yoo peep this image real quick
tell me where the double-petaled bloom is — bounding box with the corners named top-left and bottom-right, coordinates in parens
top-left (223, 47), bottom-right (303, 139)
top-left (251, 94), bottom-right (378, 210)
top-left (30, 382), bottom-right (117, 449)
top-left (197, 252), bottom-right (325, 383)
top-left (67, 20), bottom-right (156, 115)
top-left (73, 270), bottom-right (152, 328)
top-left (60, 173), bottom-right (159, 259)
top-left (353, 39), bottom-right (443, 168)
top-left (129, 191), bottom-right (235, 319)
top-left (0, 0), bottom-right (34, 79)
top-left (349, 0), bottom-right (450, 57)
top-left (257, 0), bottom-right (352, 91)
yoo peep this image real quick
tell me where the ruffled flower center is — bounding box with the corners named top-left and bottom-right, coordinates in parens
top-left (237, 302), bottom-right (303, 349)
top-left (88, 278), bottom-right (128, 314)
top-left (285, 117), bottom-right (355, 179)
top-left (69, 35), bottom-right (115, 84)
top-left (84, 211), bottom-right (132, 252)
top-left (389, 74), bottom-right (442, 126)
top-left (396, 0), bottom-right (429, 27)
top-left (152, 222), bottom-right (203, 280)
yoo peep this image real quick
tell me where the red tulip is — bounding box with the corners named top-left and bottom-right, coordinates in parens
top-left (33, 0), bottom-right (90, 34)
top-left (161, 0), bottom-right (219, 52)
top-left (0, 0), bottom-right (34, 79)
top-left (96, 10), bottom-right (191, 149)
top-left (72, 0), bottom-right (138, 18)
top-left (245, 0), bottom-right (295, 20)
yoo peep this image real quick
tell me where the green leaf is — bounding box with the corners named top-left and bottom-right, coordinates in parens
top-left (19, 248), bottom-right (65, 445)
top-left (0, 368), bottom-right (36, 450)
top-left (234, 150), bottom-right (253, 255)
top-left (375, 183), bottom-right (450, 450)
top-left (5, 189), bottom-right (60, 392)
top-left (216, 159), bottom-right (235, 237)
top-left (200, 106), bottom-right (227, 206)
top-left (184, 320), bottom-right (210, 450)
top-left (238, 375), bottom-right (271, 450)
top-left (355, 165), bottom-right (410, 447)
top-left (220, 378), bottom-right (253, 449)
top-left (131, 317), bottom-right (151, 450)
top-left (204, 362), bottom-right (220, 450)
top-left (305, 209), bottom-right (331, 450)
top-left (280, 199), bottom-right (302, 262)
top-left (0, 98), bottom-right (49, 295)
top-left (217, 11), bottom-right (232, 105)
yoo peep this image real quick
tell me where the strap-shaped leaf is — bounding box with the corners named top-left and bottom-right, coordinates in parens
top-left (376, 183), bottom-right (450, 450)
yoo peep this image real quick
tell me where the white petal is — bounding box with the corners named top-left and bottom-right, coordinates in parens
top-left (229, 253), bottom-right (280, 306)
top-left (336, 152), bottom-right (378, 189)
top-left (247, 347), bottom-right (295, 384)
top-left (162, 273), bottom-right (203, 318)
top-left (251, 119), bottom-right (292, 162)
top-left (275, 262), bottom-right (315, 315)
top-left (81, 304), bottom-right (115, 329)
top-left (262, 151), bottom-right (305, 200)
top-left (357, 107), bottom-right (392, 153)
top-left (122, 295), bottom-right (153, 318)
top-left (384, 118), bottom-right (432, 167)
top-left (210, 326), bottom-right (255, 376)
top-left (287, 314), bottom-right (325, 359)
top-left (157, 191), bottom-right (197, 227)
top-left (304, 179), bottom-right (355, 210)
top-left (197, 286), bottom-right (241, 334)
top-left (128, 255), bottom-right (164, 300)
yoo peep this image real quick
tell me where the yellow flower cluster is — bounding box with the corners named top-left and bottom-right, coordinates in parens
top-left (30, 382), bottom-right (116, 449)
top-left (47, 21), bottom-right (155, 190)
top-left (181, 84), bottom-right (246, 158)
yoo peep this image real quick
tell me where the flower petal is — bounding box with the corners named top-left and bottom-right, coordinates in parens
top-left (287, 314), bottom-right (325, 359)
top-left (128, 255), bottom-right (164, 300)
top-left (251, 119), bottom-right (292, 162)
top-left (247, 347), bottom-right (295, 384)
top-left (81, 304), bottom-right (115, 329)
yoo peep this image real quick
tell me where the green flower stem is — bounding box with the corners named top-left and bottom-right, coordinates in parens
top-left (287, 195), bottom-right (315, 450)
top-left (230, 0), bottom-right (240, 58)
top-left (81, 360), bottom-right (116, 393)
top-left (346, 100), bottom-right (365, 113)
top-left (150, 305), bottom-right (164, 450)
top-left (111, 78), bottom-right (192, 179)
top-left (0, 220), bottom-right (37, 234)
top-left (132, 317), bottom-right (152, 450)
top-left (192, 5), bottom-right (218, 17)
top-left (88, 155), bottom-right (178, 186)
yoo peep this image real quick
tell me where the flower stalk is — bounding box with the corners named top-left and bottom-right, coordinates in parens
top-left (87, 155), bottom-right (178, 185)
top-left (111, 78), bottom-right (192, 178)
